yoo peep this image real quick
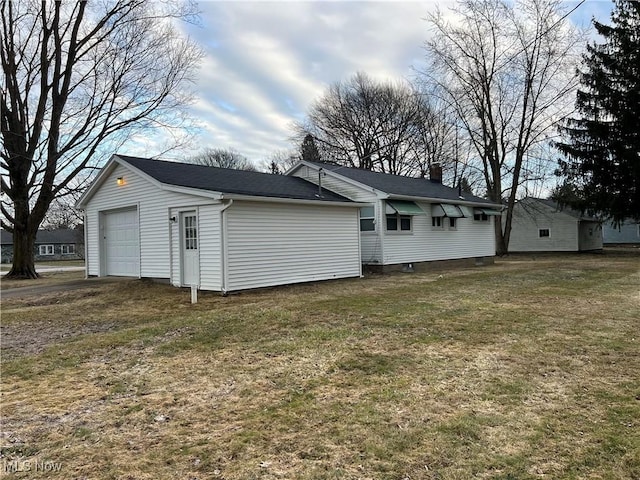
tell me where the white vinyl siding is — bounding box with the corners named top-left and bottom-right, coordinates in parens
top-left (291, 164), bottom-right (384, 264)
top-left (169, 204), bottom-right (223, 290)
top-left (85, 164), bottom-right (219, 279)
top-left (224, 201), bottom-right (361, 292)
top-left (382, 202), bottom-right (495, 263)
top-left (578, 221), bottom-right (603, 251)
top-left (602, 220), bottom-right (640, 244)
top-left (507, 201), bottom-right (584, 252)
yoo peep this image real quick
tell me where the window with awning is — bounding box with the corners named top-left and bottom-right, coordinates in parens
top-left (431, 204), bottom-right (465, 218)
top-left (473, 208), bottom-right (502, 216)
top-left (385, 200), bottom-right (426, 215)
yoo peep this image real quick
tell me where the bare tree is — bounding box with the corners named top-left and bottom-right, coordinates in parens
top-left (260, 149), bottom-right (301, 175)
top-left (1, 0), bottom-right (202, 278)
top-left (422, 0), bottom-right (584, 254)
top-left (189, 148), bottom-right (257, 171)
top-left (299, 72), bottom-right (453, 177)
top-left (42, 193), bottom-right (84, 230)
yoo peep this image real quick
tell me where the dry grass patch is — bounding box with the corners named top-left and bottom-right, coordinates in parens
top-left (1, 252), bottom-right (639, 479)
top-left (0, 270), bottom-right (85, 290)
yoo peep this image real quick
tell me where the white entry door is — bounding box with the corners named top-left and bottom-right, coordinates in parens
top-left (181, 212), bottom-right (200, 286)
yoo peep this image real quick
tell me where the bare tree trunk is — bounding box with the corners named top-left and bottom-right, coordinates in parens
top-left (6, 225), bottom-right (39, 279)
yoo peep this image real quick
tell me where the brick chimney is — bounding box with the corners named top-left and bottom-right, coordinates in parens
top-left (429, 163), bottom-right (442, 183)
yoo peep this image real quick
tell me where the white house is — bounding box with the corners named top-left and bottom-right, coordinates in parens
top-left (603, 219), bottom-right (640, 244)
top-left (76, 155), bottom-right (363, 293)
top-left (287, 161), bottom-right (503, 271)
top-left (77, 155), bottom-right (504, 292)
top-left (507, 197), bottom-right (603, 252)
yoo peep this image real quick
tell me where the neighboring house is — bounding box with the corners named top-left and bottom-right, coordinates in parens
top-left (603, 219), bottom-right (640, 244)
top-left (0, 228), bottom-right (84, 263)
top-left (507, 197), bottom-right (603, 252)
top-left (287, 161), bottom-right (503, 271)
top-left (76, 155), bottom-right (363, 293)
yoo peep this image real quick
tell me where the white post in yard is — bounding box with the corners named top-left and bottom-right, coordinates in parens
top-left (191, 284), bottom-right (198, 304)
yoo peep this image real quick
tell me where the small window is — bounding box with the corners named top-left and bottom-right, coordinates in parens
top-left (474, 212), bottom-right (488, 221)
top-left (539, 228), bottom-right (550, 238)
top-left (39, 245), bottom-right (54, 256)
top-left (449, 217), bottom-right (457, 229)
top-left (360, 206), bottom-right (375, 232)
top-left (432, 216), bottom-right (442, 228)
top-left (61, 244), bottom-right (75, 255)
top-left (386, 214), bottom-right (411, 232)
top-left (184, 215), bottom-right (198, 250)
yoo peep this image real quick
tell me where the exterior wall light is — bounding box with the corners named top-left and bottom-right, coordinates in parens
top-left (116, 176), bottom-right (125, 186)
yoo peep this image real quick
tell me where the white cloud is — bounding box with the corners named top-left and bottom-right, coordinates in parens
top-left (132, 0), bottom-right (604, 168)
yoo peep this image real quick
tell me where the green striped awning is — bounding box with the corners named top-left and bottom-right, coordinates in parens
top-left (386, 200), bottom-right (426, 215)
top-left (474, 208), bottom-right (502, 216)
top-left (432, 204), bottom-right (465, 218)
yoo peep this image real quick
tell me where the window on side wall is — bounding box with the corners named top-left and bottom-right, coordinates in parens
top-left (539, 228), bottom-right (550, 238)
top-left (39, 245), bottom-right (54, 255)
top-left (474, 212), bottom-right (488, 221)
top-left (359, 206), bottom-right (375, 232)
top-left (448, 217), bottom-right (457, 230)
top-left (431, 216), bottom-right (443, 228)
top-left (386, 214), bottom-right (411, 232)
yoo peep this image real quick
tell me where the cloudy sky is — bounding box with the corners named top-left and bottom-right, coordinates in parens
top-left (129, 0), bottom-right (613, 167)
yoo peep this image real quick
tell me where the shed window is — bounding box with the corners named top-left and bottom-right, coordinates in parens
top-left (39, 245), bottom-right (54, 255)
top-left (474, 212), bottom-right (488, 221)
top-left (449, 217), bottom-right (457, 229)
top-left (539, 228), bottom-right (550, 238)
top-left (359, 206), bottom-right (375, 232)
top-left (432, 217), bottom-right (442, 228)
top-left (61, 244), bottom-right (75, 255)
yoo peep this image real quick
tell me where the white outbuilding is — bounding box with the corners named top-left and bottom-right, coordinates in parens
top-left (506, 197), bottom-right (603, 252)
top-left (76, 155), bottom-right (363, 293)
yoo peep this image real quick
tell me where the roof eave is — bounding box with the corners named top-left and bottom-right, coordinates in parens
top-left (223, 192), bottom-right (366, 207)
top-left (75, 155), bottom-right (119, 209)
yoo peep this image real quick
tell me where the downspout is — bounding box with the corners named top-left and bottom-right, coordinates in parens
top-left (83, 210), bottom-right (88, 279)
top-left (220, 199), bottom-right (234, 296)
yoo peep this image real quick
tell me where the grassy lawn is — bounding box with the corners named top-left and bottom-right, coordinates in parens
top-left (1, 253), bottom-right (638, 479)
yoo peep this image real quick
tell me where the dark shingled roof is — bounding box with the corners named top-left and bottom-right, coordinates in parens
top-left (1, 229), bottom-right (82, 245)
top-left (306, 161), bottom-right (500, 206)
top-left (118, 155), bottom-right (352, 203)
top-left (524, 197), bottom-right (600, 222)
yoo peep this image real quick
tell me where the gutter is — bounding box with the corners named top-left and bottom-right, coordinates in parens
top-left (219, 199), bottom-right (234, 296)
top-left (222, 193), bottom-right (369, 208)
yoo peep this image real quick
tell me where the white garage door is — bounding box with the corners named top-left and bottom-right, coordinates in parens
top-left (104, 208), bottom-right (139, 276)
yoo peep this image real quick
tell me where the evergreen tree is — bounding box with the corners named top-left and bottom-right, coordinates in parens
top-left (556, 0), bottom-right (640, 224)
top-left (301, 134), bottom-right (321, 163)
